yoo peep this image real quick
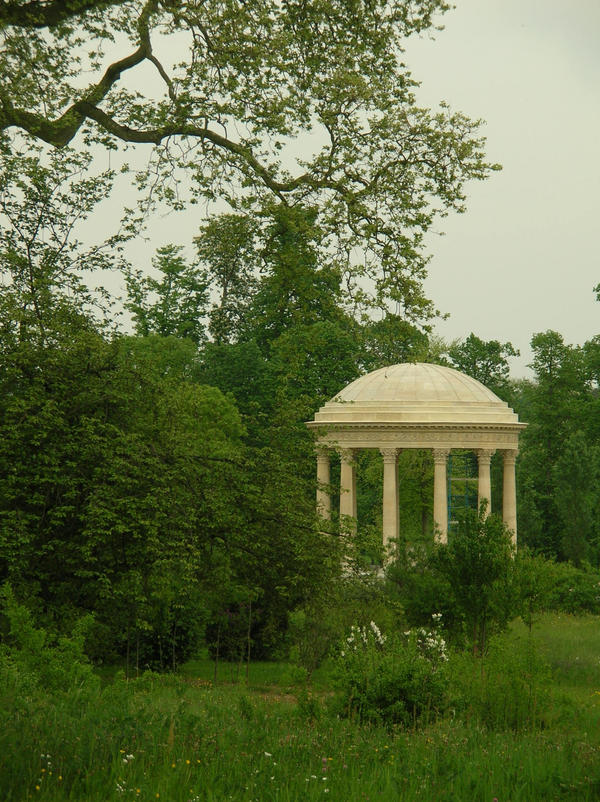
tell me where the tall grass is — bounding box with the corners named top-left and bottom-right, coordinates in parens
top-left (2, 614), bottom-right (600, 801)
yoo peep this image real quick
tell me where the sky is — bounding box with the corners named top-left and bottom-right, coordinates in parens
top-left (403, 0), bottom-right (600, 375)
top-left (86, 0), bottom-right (599, 379)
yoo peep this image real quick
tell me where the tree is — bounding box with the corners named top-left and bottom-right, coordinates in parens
top-left (194, 214), bottom-right (260, 345)
top-left (516, 331), bottom-right (589, 558)
top-left (0, 0), bottom-right (497, 319)
top-left (0, 145), bottom-right (126, 345)
top-left (124, 244), bottom-right (209, 344)
top-left (435, 508), bottom-right (516, 654)
top-left (552, 431), bottom-right (599, 567)
top-left (447, 332), bottom-right (518, 399)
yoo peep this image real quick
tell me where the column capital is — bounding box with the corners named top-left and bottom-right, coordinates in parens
top-left (501, 449), bottom-right (518, 466)
top-left (380, 447), bottom-right (399, 462)
top-left (476, 448), bottom-right (495, 465)
top-left (338, 447), bottom-right (356, 462)
top-left (432, 448), bottom-right (450, 464)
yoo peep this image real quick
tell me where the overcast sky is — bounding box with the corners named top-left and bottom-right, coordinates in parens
top-left (403, 0), bottom-right (600, 375)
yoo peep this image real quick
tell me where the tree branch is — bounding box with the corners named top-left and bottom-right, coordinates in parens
top-left (0, 0), bottom-right (131, 29)
top-left (0, 0), bottom-right (156, 145)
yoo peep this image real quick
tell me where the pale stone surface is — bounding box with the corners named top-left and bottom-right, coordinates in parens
top-left (339, 448), bottom-right (357, 528)
top-left (380, 448), bottom-right (399, 552)
top-left (433, 448), bottom-right (450, 543)
top-left (476, 448), bottom-right (494, 517)
top-left (316, 447), bottom-right (331, 520)
top-left (308, 363), bottom-right (526, 549)
top-left (502, 449), bottom-right (518, 544)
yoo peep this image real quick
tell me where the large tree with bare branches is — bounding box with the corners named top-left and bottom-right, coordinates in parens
top-left (0, 0), bottom-right (497, 319)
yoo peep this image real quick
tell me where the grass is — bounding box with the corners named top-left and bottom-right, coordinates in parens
top-left (516, 612), bottom-right (600, 688)
top-left (2, 613), bottom-right (600, 801)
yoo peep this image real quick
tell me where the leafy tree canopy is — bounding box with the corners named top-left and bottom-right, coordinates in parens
top-left (448, 332), bottom-right (518, 399)
top-left (0, 0), bottom-right (498, 319)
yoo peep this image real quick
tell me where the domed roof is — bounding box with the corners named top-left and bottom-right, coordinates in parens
top-left (311, 363), bottom-right (521, 426)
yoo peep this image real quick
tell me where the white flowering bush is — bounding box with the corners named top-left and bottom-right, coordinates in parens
top-left (332, 616), bottom-right (449, 727)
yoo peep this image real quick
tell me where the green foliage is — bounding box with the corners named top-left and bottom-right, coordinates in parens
top-left (553, 430), bottom-right (599, 566)
top-left (538, 561), bottom-right (600, 615)
top-left (516, 330), bottom-right (592, 558)
top-left (124, 245), bottom-right (210, 344)
top-left (1, 0), bottom-right (496, 321)
top-left (287, 572), bottom-right (403, 676)
top-left (389, 508), bottom-right (518, 652)
top-left (0, 146), bottom-right (127, 343)
top-left (195, 214), bottom-right (260, 345)
top-left (332, 620), bottom-right (449, 727)
top-left (0, 585), bottom-right (98, 697)
top-left (1, 613), bottom-right (600, 801)
top-left (434, 508), bottom-right (517, 653)
top-left (448, 332), bottom-right (519, 399)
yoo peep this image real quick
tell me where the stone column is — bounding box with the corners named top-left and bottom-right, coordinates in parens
top-left (502, 449), bottom-right (518, 546)
top-left (432, 448), bottom-right (450, 543)
top-left (380, 448), bottom-right (399, 553)
top-left (477, 448), bottom-right (495, 517)
top-left (339, 448), bottom-right (357, 531)
top-left (316, 446), bottom-right (331, 520)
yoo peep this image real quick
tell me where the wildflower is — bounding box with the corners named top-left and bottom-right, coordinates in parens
top-left (264, 752), bottom-right (272, 757)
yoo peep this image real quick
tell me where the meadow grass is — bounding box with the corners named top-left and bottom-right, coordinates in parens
top-left (2, 613), bottom-right (600, 802)
top-left (513, 613), bottom-right (600, 688)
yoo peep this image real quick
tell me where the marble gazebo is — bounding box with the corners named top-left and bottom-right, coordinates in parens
top-left (307, 362), bottom-right (526, 549)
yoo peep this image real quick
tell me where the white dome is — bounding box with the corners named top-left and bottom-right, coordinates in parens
top-left (312, 363), bottom-right (520, 426)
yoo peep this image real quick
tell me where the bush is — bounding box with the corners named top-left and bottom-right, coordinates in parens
top-left (543, 561), bottom-right (600, 615)
top-left (287, 573), bottom-right (403, 675)
top-left (0, 584), bottom-right (98, 698)
top-left (331, 617), bottom-right (449, 727)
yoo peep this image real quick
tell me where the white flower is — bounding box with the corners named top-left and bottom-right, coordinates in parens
top-left (264, 752), bottom-right (272, 757)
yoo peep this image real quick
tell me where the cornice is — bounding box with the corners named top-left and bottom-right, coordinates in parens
top-left (306, 421), bottom-right (527, 432)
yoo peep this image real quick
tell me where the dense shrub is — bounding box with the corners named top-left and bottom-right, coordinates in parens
top-left (287, 573), bottom-right (403, 674)
top-left (332, 618), bottom-right (449, 727)
top-left (542, 561), bottom-right (600, 614)
top-left (0, 585), bottom-right (98, 698)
